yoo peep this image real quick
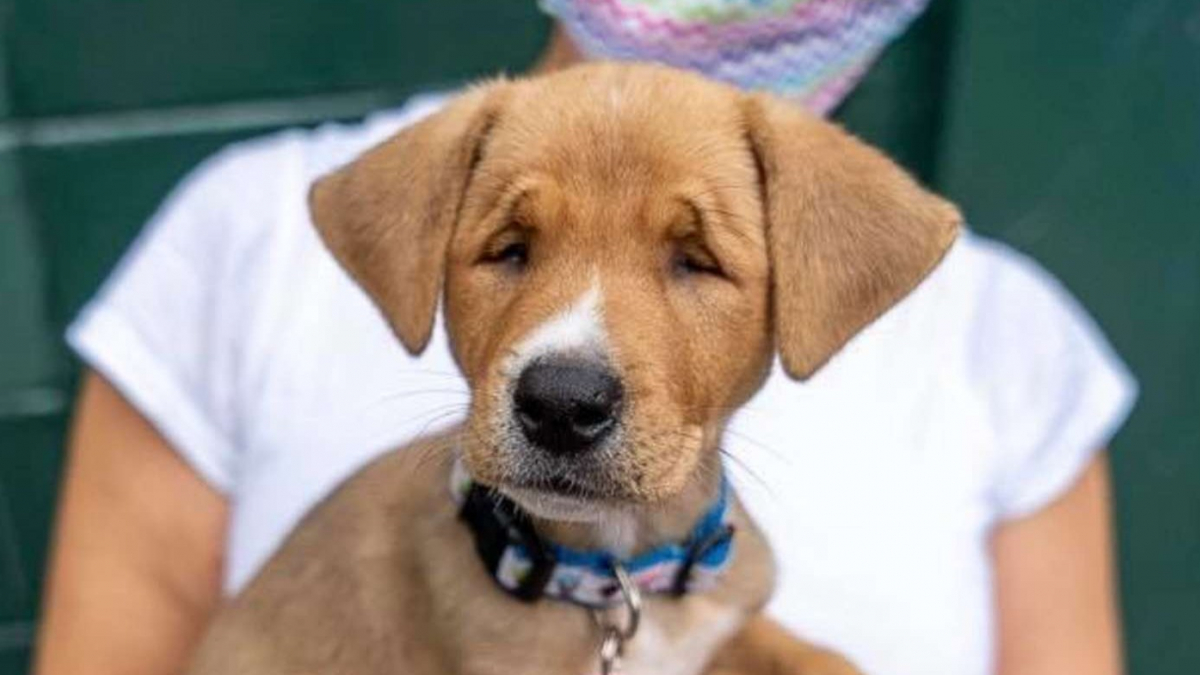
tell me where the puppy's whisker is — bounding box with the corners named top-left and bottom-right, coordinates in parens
top-left (292, 399), bottom-right (466, 431)
top-left (378, 368), bottom-right (467, 378)
top-left (717, 446), bottom-right (773, 496)
top-left (366, 388), bottom-right (471, 404)
top-left (688, 452), bottom-right (724, 485)
top-left (410, 434), bottom-right (454, 474)
top-left (412, 408), bottom-right (472, 441)
top-left (380, 403), bottom-right (470, 433)
top-left (348, 393), bottom-right (470, 420)
top-left (720, 426), bottom-right (789, 465)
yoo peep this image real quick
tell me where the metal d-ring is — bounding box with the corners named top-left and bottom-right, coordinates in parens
top-left (592, 562), bottom-right (644, 675)
top-left (610, 562), bottom-right (643, 640)
top-left (598, 626), bottom-right (623, 675)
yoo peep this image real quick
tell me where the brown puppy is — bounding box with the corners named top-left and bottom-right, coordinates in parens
top-left (186, 63), bottom-right (959, 675)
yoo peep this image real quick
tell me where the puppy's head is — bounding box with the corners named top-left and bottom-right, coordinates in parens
top-left (311, 64), bottom-right (959, 516)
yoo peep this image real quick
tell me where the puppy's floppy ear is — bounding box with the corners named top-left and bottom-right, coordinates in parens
top-left (743, 94), bottom-right (961, 379)
top-left (309, 82), bottom-right (509, 354)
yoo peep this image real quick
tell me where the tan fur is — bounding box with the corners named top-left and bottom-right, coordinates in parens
top-left (741, 94), bottom-right (960, 378)
top-left (707, 615), bottom-right (863, 675)
top-left (189, 63), bottom-right (959, 675)
top-left (188, 438), bottom-right (776, 675)
top-left (311, 84), bottom-right (509, 353)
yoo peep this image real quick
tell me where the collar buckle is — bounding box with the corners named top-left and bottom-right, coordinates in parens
top-left (460, 483), bottom-right (556, 602)
top-left (671, 523), bottom-right (736, 596)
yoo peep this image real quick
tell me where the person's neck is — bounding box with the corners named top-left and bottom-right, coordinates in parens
top-left (528, 452), bottom-right (725, 558)
top-left (531, 26), bottom-right (587, 74)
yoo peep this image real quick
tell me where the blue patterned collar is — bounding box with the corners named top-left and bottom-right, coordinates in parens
top-left (452, 461), bottom-right (736, 609)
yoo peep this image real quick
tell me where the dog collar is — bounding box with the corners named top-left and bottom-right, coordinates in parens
top-left (451, 461), bottom-right (736, 609)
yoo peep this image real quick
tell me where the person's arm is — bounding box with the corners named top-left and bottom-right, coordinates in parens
top-left (992, 452), bottom-right (1123, 675)
top-left (34, 370), bottom-right (229, 675)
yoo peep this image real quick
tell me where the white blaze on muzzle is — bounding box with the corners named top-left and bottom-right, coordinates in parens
top-left (504, 281), bottom-right (608, 376)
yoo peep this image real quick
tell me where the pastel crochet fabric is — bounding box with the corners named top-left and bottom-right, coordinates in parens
top-left (540, 0), bottom-right (931, 115)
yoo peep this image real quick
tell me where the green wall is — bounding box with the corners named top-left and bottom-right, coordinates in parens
top-left (934, 3), bottom-right (1200, 670)
top-left (0, 1), bottom-right (1195, 673)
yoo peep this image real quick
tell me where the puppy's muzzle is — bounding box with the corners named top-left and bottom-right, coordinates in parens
top-left (513, 358), bottom-right (624, 457)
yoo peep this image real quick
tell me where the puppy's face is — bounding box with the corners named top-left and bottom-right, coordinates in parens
top-left (444, 80), bottom-right (771, 511)
top-left (310, 64), bottom-right (960, 515)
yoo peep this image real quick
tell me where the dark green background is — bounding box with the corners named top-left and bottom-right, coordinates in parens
top-left (0, 0), bottom-right (1196, 673)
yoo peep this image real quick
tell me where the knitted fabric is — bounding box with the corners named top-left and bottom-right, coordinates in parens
top-left (539, 0), bottom-right (931, 115)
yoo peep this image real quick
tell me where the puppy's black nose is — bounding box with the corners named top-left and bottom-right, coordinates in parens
top-left (514, 360), bottom-right (623, 456)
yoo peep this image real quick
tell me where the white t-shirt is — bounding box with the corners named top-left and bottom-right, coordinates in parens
top-left (67, 93), bottom-right (1136, 675)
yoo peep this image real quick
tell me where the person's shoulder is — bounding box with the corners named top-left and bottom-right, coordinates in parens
top-left (854, 230), bottom-right (1059, 352)
top-left (183, 90), bottom-right (456, 206)
top-left (941, 231), bottom-right (1102, 358)
top-left (938, 229), bottom-right (1134, 431)
top-left (952, 231), bottom-right (1076, 307)
top-left (872, 227), bottom-right (1129, 403)
top-left (148, 90), bottom-right (457, 262)
top-left (292, 91), bottom-right (456, 178)
top-left (940, 234), bottom-right (1136, 517)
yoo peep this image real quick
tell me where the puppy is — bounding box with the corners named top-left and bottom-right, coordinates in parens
top-left (186, 63), bottom-right (959, 675)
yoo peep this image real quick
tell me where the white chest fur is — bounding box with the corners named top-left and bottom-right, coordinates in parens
top-left (605, 604), bottom-right (742, 675)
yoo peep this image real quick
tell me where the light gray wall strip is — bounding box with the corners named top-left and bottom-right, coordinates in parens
top-left (0, 88), bottom-right (414, 151)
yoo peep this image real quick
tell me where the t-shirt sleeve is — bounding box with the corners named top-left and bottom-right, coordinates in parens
top-left (66, 140), bottom-right (288, 493)
top-left (969, 239), bottom-right (1138, 521)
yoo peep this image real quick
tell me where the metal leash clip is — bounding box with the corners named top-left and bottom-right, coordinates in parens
top-left (592, 563), bottom-right (642, 675)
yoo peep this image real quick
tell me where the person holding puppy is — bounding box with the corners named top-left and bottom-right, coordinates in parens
top-left (34, 3), bottom-right (1135, 675)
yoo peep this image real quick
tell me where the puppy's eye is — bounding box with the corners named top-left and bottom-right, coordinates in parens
top-left (671, 245), bottom-right (725, 279)
top-left (480, 237), bottom-right (530, 270)
top-left (494, 242), bottom-right (529, 266)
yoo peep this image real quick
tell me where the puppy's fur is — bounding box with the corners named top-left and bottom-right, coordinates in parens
top-left (186, 63), bottom-right (959, 675)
